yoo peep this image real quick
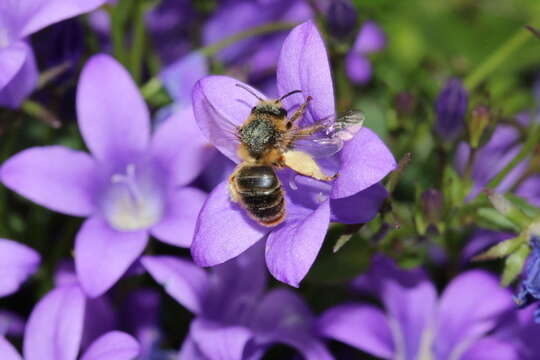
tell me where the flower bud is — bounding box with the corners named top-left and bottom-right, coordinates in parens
top-left (468, 105), bottom-right (491, 149)
top-left (345, 51), bottom-right (372, 85)
top-left (435, 78), bottom-right (468, 140)
top-left (352, 21), bottom-right (386, 54)
top-left (327, 0), bottom-right (358, 40)
top-left (421, 188), bottom-right (444, 224)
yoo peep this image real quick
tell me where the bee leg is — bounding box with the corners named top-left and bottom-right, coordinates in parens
top-left (283, 150), bottom-right (337, 182)
top-left (288, 96), bottom-right (313, 126)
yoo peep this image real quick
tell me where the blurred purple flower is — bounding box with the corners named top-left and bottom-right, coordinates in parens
top-left (145, 0), bottom-right (195, 66)
top-left (0, 239), bottom-right (40, 297)
top-left (515, 236), bottom-right (540, 323)
top-left (326, 0), bottom-right (358, 39)
top-left (191, 21), bottom-right (395, 286)
top-left (142, 243), bottom-right (333, 360)
top-left (0, 284), bottom-right (139, 360)
top-left (203, 0), bottom-right (312, 79)
top-left (319, 257), bottom-right (517, 359)
top-left (345, 21), bottom-right (386, 85)
top-left (435, 77), bottom-right (468, 140)
top-left (455, 116), bottom-right (529, 200)
top-left (0, 54), bottom-right (207, 297)
top-left (0, 0), bottom-right (106, 108)
top-left (0, 311), bottom-right (24, 338)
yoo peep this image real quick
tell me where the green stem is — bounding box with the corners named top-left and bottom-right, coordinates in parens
top-left (108, 0), bottom-right (132, 65)
top-left (128, 0), bottom-right (147, 84)
top-left (21, 100), bottom-right (62, 128)
top-left (140, 21), bottom-right (298, 100)
top-left (487, 122), bottom-right (540, 189)
top-left (464, 26), bottom-right (534, 90)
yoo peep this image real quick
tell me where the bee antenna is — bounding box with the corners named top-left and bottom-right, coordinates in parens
top-left (235, 84), bottom-right (264, 101)
top-left (277, 89), bottom-right (302, 102)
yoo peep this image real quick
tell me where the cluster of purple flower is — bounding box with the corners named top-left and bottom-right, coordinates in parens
top-left (1, 0), bottom-right (540, 359)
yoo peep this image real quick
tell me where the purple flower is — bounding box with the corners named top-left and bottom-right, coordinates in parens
top-left (203, 0), bottom-right (312, 78)
top-left (0, 284), bottom-right (140, 360)
top-left (455, 117), bottom-right (529, 199)
top-left (0, 54), bottom-right (207, 297)
top-left (0, 239), bottom-right (40, 297)
top-left (345, 21), bottom-right (386, 85)
top-left (0, 0), bottom-right (106, 108)
top-left (515, 236), bottom-right (540, 323)
top-left (435, 78), bottom-right (468, 140)
top-left (326, 0), bottom-right (358, 39)
top-left (191, 21), bottom-right (396, 286)
top-left (142, 243), bottom-right (333, 360)
top-left (319, 257), bottom-right (517, 359)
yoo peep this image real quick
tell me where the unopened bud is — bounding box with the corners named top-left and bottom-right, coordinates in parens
top-left (421, 188), bottom-right (444, 224)
top-left (468, 105), bottom-right (491, 148)
top-left (327, 0), bottom-right (358, 40)
top-left (435, 78), bottom-right (468, 140)
top-left (352, 21), bottom-right (386, 54)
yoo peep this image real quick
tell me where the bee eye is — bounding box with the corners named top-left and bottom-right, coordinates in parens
top-left (279, 108), bottom-right (287, 117)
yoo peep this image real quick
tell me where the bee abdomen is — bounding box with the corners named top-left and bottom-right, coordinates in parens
top-left (235, 165), bottom-right (285, 226)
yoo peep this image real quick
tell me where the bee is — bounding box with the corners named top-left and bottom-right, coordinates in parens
top-left (228, 84), bottom-right (364, 227)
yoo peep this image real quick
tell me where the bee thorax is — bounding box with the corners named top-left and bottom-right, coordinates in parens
top-left (239, 117), bottom-right (280, 159)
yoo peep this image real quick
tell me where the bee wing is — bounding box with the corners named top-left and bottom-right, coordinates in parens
top-left (289, 110), bottom-right (365, 158)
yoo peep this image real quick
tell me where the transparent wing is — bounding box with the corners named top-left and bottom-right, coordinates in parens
top-left (289, 110), bottom-right (365, 158)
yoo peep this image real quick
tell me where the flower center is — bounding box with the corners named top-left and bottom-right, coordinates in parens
top-left (102, 163), bottom-right (164, 231)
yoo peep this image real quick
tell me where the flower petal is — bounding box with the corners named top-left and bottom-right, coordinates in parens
top-left (151, 187), bottom-right (207, 247)
top-left (460, 337), bottom-right (518, 360)
top-left (177, 335), bottom-right (206, 360)
top-left (77, 54), bottom-right (150, 162)
top-left (0, 42), bottom-right (26, 89)
top-left (318, 303), bottom-right (394, 358)
top-left (331, 128), bottom-right (396, 199)
top-left (80, 331), bottom-right (140, 360)
top-left (161, 52), bottom-right (208, 105)
top-left (330, 183), bottom-right (387, 224)
top-left (0, 239), bottom-right (40, 297)
top-left (141, 256), bottom-right (208, 314)
top-left (191, 180), bottom-right (268, 267)
top-left (5, 0), bottom-right (106, 38)
top-left (277, 20), bottom-right (334, 127)
top-left (0, 41), bottom-right (37, 108)
top-left (252, 288), bottom-right (333, 360)
top-left (190, 318), bottom-right (252, 360)
top-left (0, 146), bottom-right (98, 216)
top-left (0, 311), bottom-right (25, 337)
top-left (192, 76), bottom-right (264, 162)
top-left (265, 200), bottom-right (330, 287)
top-left (23, 285), bottom-right (85, 360)
top-left (433, 270), bottom-right (514, 360)
top-left (150, 108), bottom-right (213, 187)
top-left (203, 242), bottom-right (267, 322)
top-left (0, 336), bottom-right (22, 360)
top-left (75, 216), bottom-right (148, 298)
top-left (345, 51), bottom-right (372, 85)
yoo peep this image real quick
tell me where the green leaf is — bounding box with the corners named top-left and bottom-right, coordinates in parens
top-left (501, 244), bottom-right (530, 286)
top-left (473, 235), bottom-right (526, 261)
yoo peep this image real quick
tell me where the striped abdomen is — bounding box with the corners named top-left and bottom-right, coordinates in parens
top-left (232, 164), bottom-right (285, 226)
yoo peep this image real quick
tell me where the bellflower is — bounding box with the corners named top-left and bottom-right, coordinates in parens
top-left (345, 21), bottom-right (387, 85)
top-left (515, 236), bottom-right (540, 323)
top-left (142, 243), bottom-right (333, 360)
top-left (0, 0), bottom-right (106, 108)
top-left (0, 239), bottom-right (40, 297)
top-left (203, 0), bottom-right (312, 79)
top-left (0, 54), bottom-right (207, 297)
top-left (191, 21), bottom-right (396, 286)
top-left (0, 284), bottom-right (140, 360)
top-left (455, 113), bottom-right (530, 199)
top-left (435, 77), bottom-right (468, 140)
top-left (319, 257), bottom-right (517, 360)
